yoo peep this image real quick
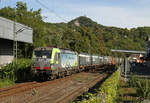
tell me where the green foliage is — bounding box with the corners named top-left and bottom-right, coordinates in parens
top-left (74, 68), bottom-right (120, 103)
top-left (136, 80), bottom-right (150, 99)
top-left (0, 79), bottom-right (14, 88)
top-left (98, 70), bottom-right (120, 103)
top-left (101, 26), bottom-right (149, 55)
top-left (129, 75), bottom-right (150, 100)
top-left (128, 74), bottom-right (139, 87)
top-left (116, 77), bottom-right (140, 103)
top-left (0, 59), bottom-right (33, 82)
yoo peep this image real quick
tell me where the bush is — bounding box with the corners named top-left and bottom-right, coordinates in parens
top-left (134, 79), bottom-right (150, 100)
top-left (129, 75), bottom-right (150, 100)
top-left (98, 70), bottom-right (120, 103)
top-left (0, 58), bottom-right (33, 82)
top-left (128, 74), bottom-right (139, 88)
top-left (75, 68), bottom-right (120, 103)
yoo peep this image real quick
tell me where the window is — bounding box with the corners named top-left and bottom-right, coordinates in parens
top-left (34, 50), bottom-right (52, 58)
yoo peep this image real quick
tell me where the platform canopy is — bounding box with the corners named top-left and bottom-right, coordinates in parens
top-left (0, 16), bottom-right (33, 43)
top-left (111, 49), bottom-right (146, 54)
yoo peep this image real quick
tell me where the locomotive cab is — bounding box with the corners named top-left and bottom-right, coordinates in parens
top-left (32, 47), bottom-right (53, 80)
top-left (33, 48), bottom-right (52, 70)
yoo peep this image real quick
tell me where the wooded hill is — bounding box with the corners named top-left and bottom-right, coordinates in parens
top-left (0, 1), bottom-right (150, 57)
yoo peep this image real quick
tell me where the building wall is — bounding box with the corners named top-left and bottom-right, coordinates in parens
top-left (0, 16), bottom-right (33, 43)
top-left (0, 38), bottom-right (14, 67)
top-left (0, 17), bottom-right (33, 68)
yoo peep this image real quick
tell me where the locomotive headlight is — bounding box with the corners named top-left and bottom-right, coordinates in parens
top-left (42, 55), bottom-right (47, 58)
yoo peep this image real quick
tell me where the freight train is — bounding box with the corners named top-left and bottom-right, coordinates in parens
top-left (32, 47), bottom-right (122, 80)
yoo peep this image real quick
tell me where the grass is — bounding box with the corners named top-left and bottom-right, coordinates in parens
top-left (0, 79), bottom-right (15, 88)
top-left (117, 74), bottom-right (150, 103)
top-left (117, 79), bottom-right (139, 103)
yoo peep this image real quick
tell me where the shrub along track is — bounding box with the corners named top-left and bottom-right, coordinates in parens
top-left (0, 65), bottom-right (114, 103)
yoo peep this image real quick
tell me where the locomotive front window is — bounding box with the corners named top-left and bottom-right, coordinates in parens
top-left (34, 50), bottom-right (52, 58)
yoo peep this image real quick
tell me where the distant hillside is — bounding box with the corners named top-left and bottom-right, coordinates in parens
top-left (68, 16), bottom-right (150, 52)
top-left (68, 16), bottom-right (100, 27)
top-left (45, 16), bottom-right (106, 55)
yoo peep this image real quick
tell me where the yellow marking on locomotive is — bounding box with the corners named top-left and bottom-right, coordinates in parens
top-left (51, 48), bottom-right (60, 64)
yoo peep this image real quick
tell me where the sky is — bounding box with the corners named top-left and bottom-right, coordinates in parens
top-left (0, 0), bottom-right (150, 29)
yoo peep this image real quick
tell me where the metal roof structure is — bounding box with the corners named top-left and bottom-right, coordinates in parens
top-left (0, 16), bottom-right (33, 43)
top-left (111, 49), bottom-right (146, 54)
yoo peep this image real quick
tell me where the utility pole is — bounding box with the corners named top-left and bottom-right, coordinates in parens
top-left (13, 7), bottom-right (17, 64)
top-left (13, 7), bottom-right (25, 64)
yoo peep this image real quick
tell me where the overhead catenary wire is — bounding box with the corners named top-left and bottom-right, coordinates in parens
top-left (36, 0), bottom-right (68, 23)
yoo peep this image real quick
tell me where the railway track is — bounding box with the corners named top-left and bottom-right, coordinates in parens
top-left (21, 73), bottom-right (88, 103)
top-left (54, 74), bottom-right (105, 103)
top-left (0, 82), bottom-right (37, 93)
top-left (0, 82), bottom-right (38, 98)
top-left (26, 72), bottom-right (107, 103)
top-left (0, 72), bottom-right (86, 99)
top-left (0, 66), bottom-right (113, 103)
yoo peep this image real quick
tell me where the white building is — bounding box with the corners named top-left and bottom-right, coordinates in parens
top-left (0, 16), bottom-right (33, 67)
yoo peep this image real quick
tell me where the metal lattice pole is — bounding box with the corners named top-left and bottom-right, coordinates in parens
top-left (13, 7), bottom-right (17, 64)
